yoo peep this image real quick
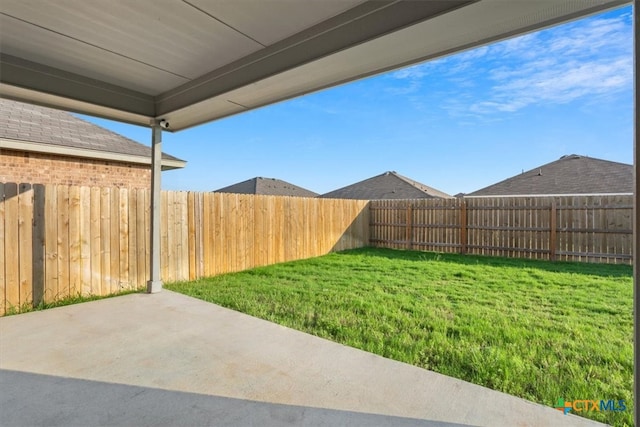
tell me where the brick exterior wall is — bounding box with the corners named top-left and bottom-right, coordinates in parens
top-left (0, 150), bottom-right (151, 188)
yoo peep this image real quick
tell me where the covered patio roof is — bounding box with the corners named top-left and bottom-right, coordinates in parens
top-left (0, 0), bottom-right (629, 131)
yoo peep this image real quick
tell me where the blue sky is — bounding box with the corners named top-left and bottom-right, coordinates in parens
top-left (81, 5), bottom-right (633, 196)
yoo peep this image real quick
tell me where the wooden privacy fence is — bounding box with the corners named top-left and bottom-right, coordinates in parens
top-left (0, 183), bottom-right (369, 315)
top-left (370, 195), bottom-right (632, 263)
top-left (2, 185), bottom-right (632, 316)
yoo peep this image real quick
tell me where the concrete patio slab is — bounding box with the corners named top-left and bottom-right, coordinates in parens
top-left (0, 291), bottom-right (605, 427)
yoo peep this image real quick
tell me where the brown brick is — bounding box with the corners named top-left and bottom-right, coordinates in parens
top-left (0, 150), bottom-right (152, 188)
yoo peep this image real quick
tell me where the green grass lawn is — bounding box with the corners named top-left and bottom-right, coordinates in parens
top-left (166, 247), bottom-right (633, 426)
top-left (3, 289), bottom-right (142, 316)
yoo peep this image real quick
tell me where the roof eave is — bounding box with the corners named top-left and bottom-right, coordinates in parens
top-left (0, 79), bottom-right (153, 128)
top-left (0, 0), bottom-right (629, 131)
top-left (0, 138), bottom-right (187, 170)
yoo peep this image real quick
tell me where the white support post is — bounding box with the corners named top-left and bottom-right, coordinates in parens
top-left (634, 1), bottom-right (638, 426)
top-left (147, 120), bottom-right (163, 293)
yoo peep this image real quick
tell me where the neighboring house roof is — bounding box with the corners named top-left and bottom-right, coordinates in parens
top-left (0, 99), bottom-right (186, 170)
top-left (319, 171), bottom-right (451, 200)
top-left (214, 177), bottom-right (318, 197)
top-left (468, 154), bottom-right (632, 196)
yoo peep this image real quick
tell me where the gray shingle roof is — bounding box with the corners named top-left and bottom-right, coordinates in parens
top-left (468, 155), bottom-right (632, 196)
top-left (0, 98), bottom-right (184, 165)
top-left (214, 177), bottom-right (318, 197)
top-left (319, 171), bottom-right (451, 200)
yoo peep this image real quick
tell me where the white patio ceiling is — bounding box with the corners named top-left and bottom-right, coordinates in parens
top-left (0, 0), bottom-right (629, 131)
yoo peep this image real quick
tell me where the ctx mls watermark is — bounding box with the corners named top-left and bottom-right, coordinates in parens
top-left (554, 398), bottom-right (626, 415)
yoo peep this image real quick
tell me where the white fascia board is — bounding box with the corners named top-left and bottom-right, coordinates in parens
top-left (0, 138), bottom-right (186, 170)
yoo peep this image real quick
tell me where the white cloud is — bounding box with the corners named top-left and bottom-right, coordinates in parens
top-left (385, 78), bottom-right (423, 95)
top-left (547, 17), bottom-right (629, 55)
top-left (393, 65), bottom-right (430, 80)
top-left (387, 9), bottom-right (632, 115)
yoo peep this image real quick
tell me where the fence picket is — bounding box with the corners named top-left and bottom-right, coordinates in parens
top-left (100, 187), bottom-right (111, 296)
top-left (128, 188), bottom-right (138, 289)
top-left (68, 185), bottom-right (81, 295)
top-left (79, 186), bottom-right (91, 295)
top-left (89, 187), bottom-right (101, 295)
top-left (18, 184), bottom-right (33, 307)
top-left (0, 183), bottom-right (5, 315)
top-left (57, 185), bottom-right (70, 299)
top-left (4, 183), bottom-right (19, 311)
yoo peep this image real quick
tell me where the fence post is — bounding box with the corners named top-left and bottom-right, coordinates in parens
top-left (406, 202), bottom-right (413, 250)
top-left (460, 200), bottom-right (467, 254)
top-left (32, 184), bottom-right (45, 307)
top-left (549, 199), bottom-right (557, 261)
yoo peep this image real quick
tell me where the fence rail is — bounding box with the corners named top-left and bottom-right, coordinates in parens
top-left (370, 196), bottom-right (632, 263)
top-left (0, 183), bottom-right (369, 315)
